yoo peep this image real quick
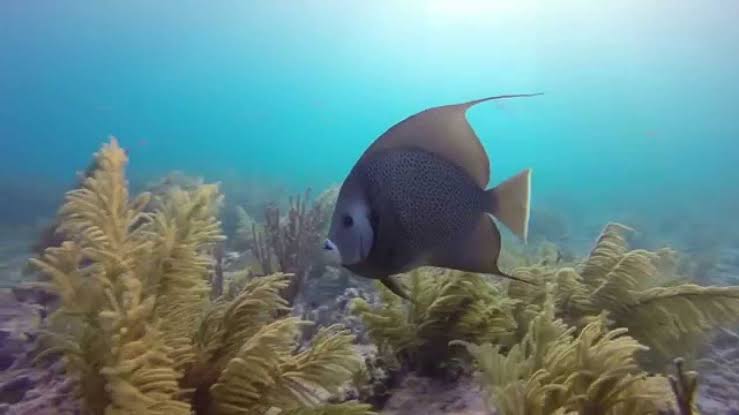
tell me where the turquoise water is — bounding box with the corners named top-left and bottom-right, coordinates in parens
top-left (1, 0), bottom-right (738, 236)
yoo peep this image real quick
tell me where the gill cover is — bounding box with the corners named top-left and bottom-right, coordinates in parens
top-left (326, 184), bottom-right (374, 265)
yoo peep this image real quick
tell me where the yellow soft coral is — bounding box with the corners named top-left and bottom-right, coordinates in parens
top-left (454, 287), bottom-right (677, 415)
top-left (146, 183), bottom-right (226, 372)
top-left (192, 273), bottom-right (372, 415)
top-left (351, 268), bottom-right (518, 374)
top-left (507, 222), bottom-right (739, 367)
top-left (31, 138), bottom-right (372, 415)
top-left (31, 138), bottom-right (189, 414)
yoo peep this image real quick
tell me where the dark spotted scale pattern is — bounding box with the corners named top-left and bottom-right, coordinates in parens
top-left (357, 147), bottom-right (486, 270)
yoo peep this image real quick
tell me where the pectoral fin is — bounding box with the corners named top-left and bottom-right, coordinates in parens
top-left (381, 276), bottom-right (413, 301)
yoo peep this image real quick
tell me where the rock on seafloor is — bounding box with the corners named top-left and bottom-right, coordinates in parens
top-left (379, 374), bottom-right (491, 415)
top-left (698, 328), bottom-right (739, 413)
top-left (0, 289), bottom-right (41, 370)
top-left (0, 288), bottom-right (80, 415)
top-left (295, 269), bottom-right (378, 345)
top-left (696, 246), bottom-right (739, 414)
top-left (0, 363), bottom-right (79, 415)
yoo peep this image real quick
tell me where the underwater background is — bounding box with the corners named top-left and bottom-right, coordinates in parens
top-left (3, 0), bottom-right (739, 232)
top-left (2, 1), bottom-right (739, 414)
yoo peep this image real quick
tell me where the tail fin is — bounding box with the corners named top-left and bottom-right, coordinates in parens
top-left (485, 168), bottom-right (532, 242)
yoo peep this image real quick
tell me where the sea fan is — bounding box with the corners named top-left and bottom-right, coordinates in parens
top-left (283, 403), bottom-right (376, 415)
top-left (30, 138), bottom-right (371, 415)
top-left (145, 183), bottom-right (226, 372)
top-left (351, 268), bottom-right (518, 374)
top-left (454, 287), bottom-right (677, 415)
top-left (508, 222), bottom-right (739, 367)
top-left (199, 275), bottom-right (370, 415)
top-left (30, 138), bottom-right (190, 414)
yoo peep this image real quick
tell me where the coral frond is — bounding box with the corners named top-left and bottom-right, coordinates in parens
top-left (610, 284), bottom-right (739, 363)
top-left (210, 317), bottom-right (304, 414)
top-left (209, 318), bottom-right (362, 415)
top-left (282, 401), bottom-right (376, 415)
top-left (665, 358), bottom-right (699, 415)
top-left (193, 273), bottom-right (292, 370)
top-left (507, 222), bottom-right (739, 367)
top-left (30, 138), bottom-right (369, 415)
top-left (98, 274), bottom-right (191, 415)
top-left (277, 325), bottom-right (362, 402)
top-left (31, 138), bottom-right (193, 414)
top-left (352, 268), bottom-right (518, 374)
top-left (579, 222), bottom-right (634, 287)
top-left (456, 291), bottom-right (676, 415)
top-left (56, 138), bottom-right (152, 266)
top-left (145, 183), bottom-right (226, 370)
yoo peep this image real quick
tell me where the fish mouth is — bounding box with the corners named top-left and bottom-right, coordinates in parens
top-left (322, 239), bottom-right (342, 265)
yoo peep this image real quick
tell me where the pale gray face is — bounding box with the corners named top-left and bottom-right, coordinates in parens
top-left (323, 190), bottom-right (374, 266)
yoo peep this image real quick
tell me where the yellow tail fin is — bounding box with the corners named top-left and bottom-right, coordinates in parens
top-left (486, 168), bottom-right (532, 242)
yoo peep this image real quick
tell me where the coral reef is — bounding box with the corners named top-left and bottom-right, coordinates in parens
top-left (0, 288), bottom-right (79, 415)
top-left (351, 221), bottom-right (739, 414)
top-left (453, 287), bottom-right (677, 415)
top-left (26, 138), bottom-right (373, 415)
top-left (351, 268), bottom-right (517, 376)
top-left (0, 360), bottom-right (78, 415)
top-left (245, 188), bottom-right (333, 306)
top-left (233, 205), bottom-right (259, 251)
top-left (6, 137), bottom-right (739, 415)
top-left (233, 184), bottom-right (338, 278)
top-left (378, 374), bottom-right (487, 415)
top-left (349, 344), bottom-right (399, 409)
top-left (298, 279), bottom-right (376, 344)
top-left (191, 275), bottom-right (368, 414)
top-left (0, 289), bottom-right (41, 373)
top-left (696, 329), bottom-right (739, 412)
top-left (663, 358), bottom-right (699, 415)
top-left (507, 223), bottom-right (739, 369)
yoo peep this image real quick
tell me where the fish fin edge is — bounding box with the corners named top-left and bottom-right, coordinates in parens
top-left (381, 276), bottom-right (414, 302)
top-left (486, 168), bottom-right (532, 243)
top-left (429, 214), bottom-right (504, 276)
top-left (360, 93), bottom-right (542, 189)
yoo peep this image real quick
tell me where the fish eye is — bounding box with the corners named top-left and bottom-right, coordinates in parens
top-left (343, 215), bottom-right (354, 228)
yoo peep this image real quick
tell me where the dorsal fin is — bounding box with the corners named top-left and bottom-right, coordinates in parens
top-left (360, 93), bottom-right (542, 188)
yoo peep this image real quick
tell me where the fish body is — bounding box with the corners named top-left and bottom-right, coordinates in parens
top-left (343, 147), bottom-right (488, 278)
top-left (323, 94), bottom-right (539, 299)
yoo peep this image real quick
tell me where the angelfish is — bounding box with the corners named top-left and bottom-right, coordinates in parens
top-left (323, 94), bottom-right (540, 299)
